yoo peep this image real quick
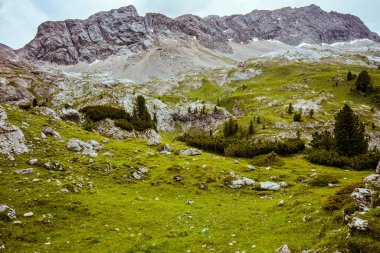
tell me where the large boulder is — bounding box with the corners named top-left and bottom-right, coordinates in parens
top-left (230, 177), bottom-right (255, 189)
top-left (66, 138), bottom-right (103, 157)
top-left (146, 129), bottom-right (161, 146)
top-left (42, 126), bottom-right (61, 139)
top-left (0, 106), bottom-right (29, 155)
top-left (351, 188), bottom-right (374, 212)
top-left (260, 181), bottom-right (281, 191)
top-left (363, 173), bottom-right (380, 189)
top-left (348, 217), bottom-right (368, 231)
top-left (0, 204), bottom-right (16, 221)
top-left (179, 148), bottom-right (202, 156)
top-left (276, 244), bottom-right (291, 253)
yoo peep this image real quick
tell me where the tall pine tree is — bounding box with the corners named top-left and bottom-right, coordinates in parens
top-left (333, 104), bottom-right (368, 156)
top-left (355, 70), bottom-right (372, 93)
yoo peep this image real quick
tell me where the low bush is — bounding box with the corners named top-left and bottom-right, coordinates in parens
top-left (114, 119), bottom-right (133, 131)
top-left (80, 105), bottom-right (131, 122)
top-left (309, 174), bottom-right (339, 187)
top-left (178, 132), bottom-right (305, 158)
top-left (322, 182), bottom-right (363, 211)
top-left (307, 149), bottom-right (380, 171)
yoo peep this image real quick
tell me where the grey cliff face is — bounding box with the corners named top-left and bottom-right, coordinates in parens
top-left (0, 43), bottom-right (13, 52)
top-left (21, 4), bottom-right (379, 65)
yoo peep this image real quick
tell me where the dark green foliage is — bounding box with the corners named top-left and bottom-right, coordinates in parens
top-left (223, 118), bottom-right (238, 137)
top-left (217, 98), bottom-right (220, 106)
top-left (309, 109), bottom-right (314, 118)
top-left (201, 105), bottom-right (206, 115)
top-left (309, 174), bottom-right (339, 187)
top-left (114, 119), bottom-right (133, 131)
top-left (32, 98), bottom-right (38, 107)
top-left (178, 132), bottom-right (305, 158)
top-left (310, 130), bottom-right (335, 150)
top-left (293, 110), bottom-right (302, 122)
top-left (82, 119), bottom-right (94, 132)
top-left (131, 95), bottom-right (155, 131)
top-left (334, 104), bottom-right (368, 156)
top-left (19, 103), bottom-right (32, 110)
top-left (256, 116), bottom-right (261, 124)
top-left (345, 237), bottom-right (380, 253)
top-left (347, 71), bottom-right (356, 81)
top-left (188, 107), bottom-right (192, 113)
top-left (213, 106), bottom-right (218, 112)
top-left (306, 149), bottom-right (380, 171)
top-left (322, 183), bottom-right (362, 211)
top-left (355, 70), bottom-right (372, 93)
top-left (287, 103), bottom-right (293, 114)
top-left (80, 105), bottom-right (131, 122)
top-left (248, 120), bottom-right (254, 135)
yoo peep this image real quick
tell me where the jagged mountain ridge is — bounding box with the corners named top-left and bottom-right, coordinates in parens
top-left (19, 4), bottom-right (379, 65)
top-left (0, 43), bottom-right (13, 52)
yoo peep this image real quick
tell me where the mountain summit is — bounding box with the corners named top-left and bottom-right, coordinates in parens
top-left (20, 4), bottom-right (379, 65)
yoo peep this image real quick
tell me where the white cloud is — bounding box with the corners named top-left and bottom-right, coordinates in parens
top-left (0, 0), bottom-right (379, 49)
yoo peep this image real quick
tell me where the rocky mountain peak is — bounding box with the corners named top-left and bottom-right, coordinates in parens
top-left (19, 5), bottom-right (379, 65)
top-left (0, 43), bottom-right (13, 52)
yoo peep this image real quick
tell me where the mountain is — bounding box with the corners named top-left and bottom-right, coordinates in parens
top-left (19, 4), bottom-right (379, 65)
top-left (0, 43), bottom-right (13, 52)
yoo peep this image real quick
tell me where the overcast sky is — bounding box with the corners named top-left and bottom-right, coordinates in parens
top-left (0, 0), bottom-right (379, 49)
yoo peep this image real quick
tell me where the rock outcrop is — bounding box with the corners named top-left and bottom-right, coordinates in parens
top-left (0, 43), bottom-right (13, 52)
top-left (20, 5), bottom-right (379, 65)
top-left (0, 106), bottom-right (29, 155)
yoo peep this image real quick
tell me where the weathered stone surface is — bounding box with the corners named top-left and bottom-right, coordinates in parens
top-left (0, 43), bottom-right (13, 52)
top-left (179, 148), bottom-right (202, 156)
top-left (146, 129), bottom-right (161, 146)
top-left (42, 126), bottom-right (61, 139)
top-left (348, 217), bottom-right (368, 231)
top-left (230, 177), bottom-right (255, 188)
top-left (351, 188), bottom-right (374, 212)
top-left (0, 106), bottom-right (29, 155)
top-left (0, 204), bottom-right (16, 220)
top-left (21, 5), bottom-right (379, 65)
top-left (15, 168), bottom-right (34, 175)
top-left (276, 244), bottom-right (291, 253)
top-left (66, 138), bottom-right (102, 157)
top-left (260, 181), bottom-right (281, 191)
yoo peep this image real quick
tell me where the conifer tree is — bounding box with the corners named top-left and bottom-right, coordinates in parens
top-left (248, 120), bottom-right (254, 135)
top-left (334, 104), bottom-right (368, 156)
top-left (287, 103), bottom-right (294, 114)
top-left (355, 70), bottom-right (372, 93)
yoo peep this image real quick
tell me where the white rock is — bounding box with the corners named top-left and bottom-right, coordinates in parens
top-left (260, 181), bottom-right (281, 191)
top-left (146, 129), bottom-right (161, 146)
top-left (0, 204), bottom-right (16, 219)
top-left (278, 200), bottom-right (284, 206)
top-left (351, 188), bottom-right (374, 212)
top-left (132, 172), bottom-right (141, 180)
top-left (16, 168), bottom-right (34, 175)
top-left (247, 165), bottom-right (255, 170)
top-left (28, 159), bottom-right (38, 165)
top-left (179, 148), bottom-right (202, 156)
top-left (23, 212), bottom-right (34, 217)
top-left (279, 181), bottom-right (288, 187)
top-left (276, 244), bottom-right (291, 253)
top-left (42, 126), bottom-right (61, 139)
top-left (348, 217), bottom-right (368, 231)
top-left (186, 200), bottom-right (194, 205)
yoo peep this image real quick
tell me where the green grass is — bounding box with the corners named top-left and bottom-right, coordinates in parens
top-left (0, 105), bottom-right (372, 252)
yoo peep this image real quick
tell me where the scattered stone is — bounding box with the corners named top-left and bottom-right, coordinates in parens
top-left (260, 181), bottom-right (281, 191)
top-left (348, 217), bottom-right (368, 231)
top-left (60, 188), bottom-right (69, 193)
top-left (179, 148), bottom-right (202, 156)
top-left (138, 167), bottom-right (149, 174)
top-left (234, 160), bottom-right (240, 164)
top-left (42, 126), bottom-right (61, 139)
top-left (199, 183), bottom-right (208, 190)
top-left (146, 129), bottom-right (161, 146)
top-left (13, 220), bottom-right (22, 224)
top-left (276, 244), bottom-right (291, 253)
top-left (28, 158), bottom-right (38, 165)
top-left (40, 132), bottom-right (47, 139)
top-left (23, 212), bottom-right (34, 217)
top-left (278, 200), bottom-right (284, 206)
top-left (230, 177), bottom-right (255, 188)
top-left (158, 144), bottom-right (172, 154)
top-left (67, 138), bottom-right (102, 157)
top-left (60, 108), bottom-right (80, 121)
top-left (132, 172), bottom-right (141, 180)
top-left (247, 165), bottom-right (255, 170)
top-left (103, 152), bottom-right (113, 157)
top-left (15, 168), bottom-right (34, 175)
top-left (173, 175), bottom-right (183, 182)
top-left (186, 200), bottom-right (194, 205)
top-left (363, 173), bottom-right (380, 189)
top-left (266, 166), bottom-right (271, 171)
top-left (0, 204), bottom-right (16, 220)
top-left (8, 155), bottom-right (15, 161)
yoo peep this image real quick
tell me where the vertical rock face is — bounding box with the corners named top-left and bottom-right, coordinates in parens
top-left (0, 106), bottom-right (29, 155)
top-left (20, 4), bottom-right (379, 65)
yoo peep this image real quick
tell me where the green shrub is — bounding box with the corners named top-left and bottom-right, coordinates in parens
top-left (82, 119), bottom-right (94, 132)
top-left (323, 183), bottom-right (362, 211)
top-left (114, 119), bottom-right (133, 131)
top-left (80, 105), bottom-right (131, 122)
top-left (346, 237), bottom-right (380, 253)
top-left (309, 174), bottom-right (339, 187)
top-left (18, 103), bottom-right (32, 110)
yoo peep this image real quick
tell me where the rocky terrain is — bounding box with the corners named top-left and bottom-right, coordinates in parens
top-left (17, 5), bottom-right (379, 65)
top-left (0, 3), bottom-right (380, 253)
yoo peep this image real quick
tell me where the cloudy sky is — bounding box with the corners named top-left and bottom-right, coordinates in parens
top-left (0, 0), bottom-right (379, 49)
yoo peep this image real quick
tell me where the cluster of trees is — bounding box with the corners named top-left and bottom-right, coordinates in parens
top-left (287, 103), bottom-right (314, 122)
top-left (80, 95), bottom-right (156, 132)
top-left (223, 118), bottom-right (255, 138)
top-left (347, 70), bottom-right (373, 93)
top-left (308, 104), bottom-right (379, 170)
